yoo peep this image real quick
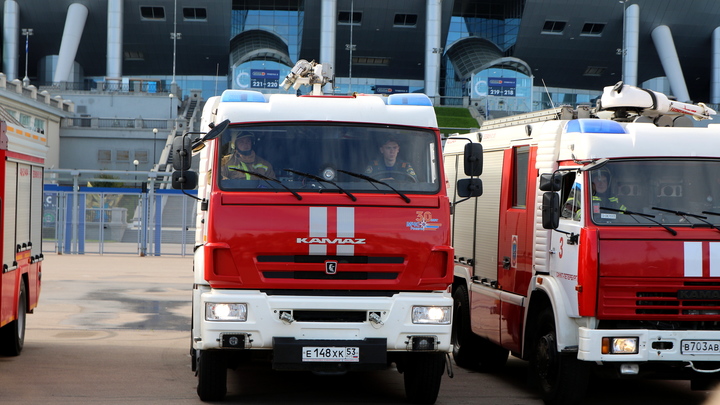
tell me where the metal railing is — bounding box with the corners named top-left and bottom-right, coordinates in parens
top-left (43, 169), bottom-right (197, 256)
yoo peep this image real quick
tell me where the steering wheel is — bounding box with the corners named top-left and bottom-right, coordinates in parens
top-left (371, 170), bottom-right (418, 183)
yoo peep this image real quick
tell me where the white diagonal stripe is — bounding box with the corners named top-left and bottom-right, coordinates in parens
top-left (309, 207), bottom-right (327, 255)
top-left (684, 242), bottom-right (703, 277)
top-left (711, 242), bottom-right (720, 277)
top-left (337, 207), bottom-right (355, 255)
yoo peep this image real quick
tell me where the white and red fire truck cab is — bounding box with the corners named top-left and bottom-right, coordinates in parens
top-left (173, 62), bottom-right (454, 403)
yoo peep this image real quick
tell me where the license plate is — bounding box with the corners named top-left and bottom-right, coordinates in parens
top-left (302, 347), bottom-right (359, 362)
top-left (681, 340), bottom-right (720, 355)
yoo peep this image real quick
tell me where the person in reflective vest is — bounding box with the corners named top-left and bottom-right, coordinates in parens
top-left (365, 137), bottom-right (417, 182)
top-left (591, 168), bottom-right (626, 216)
top-left (221, 131), bottom-right (275, 180)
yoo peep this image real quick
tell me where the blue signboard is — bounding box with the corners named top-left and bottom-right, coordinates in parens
top-left (374, 85), bottom-right (409, 95)
top-left (488, 77), bottom-right (516, 97)
top-left (251, 70), bottom-right (280, 89)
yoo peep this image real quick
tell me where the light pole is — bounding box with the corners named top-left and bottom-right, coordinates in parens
top-left (133, 159), bottom-right (139, 187)
top-left (168, 93), bottom-right (175, 132)
top-left (170, 0), bottom-right (180, 88)
top-left (619, 0), bottom-right (628, 81)
top-left (345, 0), bottom-right (355, 94)
top-left (152, 128), bottom-right (158, 168)
top-left (21, 28), bottom-right (33, 86)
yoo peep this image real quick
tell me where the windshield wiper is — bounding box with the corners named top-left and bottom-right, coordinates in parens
top-left (652, 207), bottom-right (720, 233)
top-left (337, 169), bottom-right (411, 203)
top-left (284, 169), bottom-right (356, 201)
top-left (600, 207), bottom-right (677, 236)
top-left (229, 168), bottom-right (302, 200)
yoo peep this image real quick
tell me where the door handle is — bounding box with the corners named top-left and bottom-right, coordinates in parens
top-left (502, 257), bottom-right (511, 269)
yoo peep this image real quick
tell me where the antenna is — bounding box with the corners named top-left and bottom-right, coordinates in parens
top-left (542, 79), bottom-right (556, 110)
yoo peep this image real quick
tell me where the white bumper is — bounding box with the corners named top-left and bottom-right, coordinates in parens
top-left (193, 288), bottom-right (453, 353)
top-left (579, 327), bottom-right (720, 362)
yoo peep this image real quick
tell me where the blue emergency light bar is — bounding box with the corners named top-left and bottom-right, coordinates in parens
top-left (565, 119), bottom-right (626, 134)
top-left (220, 90), bottom-right (267, 103)
top-left (386, 93), bottom-right (433, 106)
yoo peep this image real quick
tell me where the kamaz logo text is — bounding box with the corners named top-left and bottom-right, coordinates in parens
top-left (297, 238), bottom-right (366, 244)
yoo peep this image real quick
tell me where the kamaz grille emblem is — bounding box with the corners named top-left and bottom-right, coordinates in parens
top-left (326, 261), bottom-right (338, 275)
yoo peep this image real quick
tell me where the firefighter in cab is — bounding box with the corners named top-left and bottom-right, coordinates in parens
top-left (221, 131), bottom-right (275, 180)
top-left (365, 137), bottom-right (417, 182)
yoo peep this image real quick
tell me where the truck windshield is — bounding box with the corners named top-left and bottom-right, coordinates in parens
top-left (588, 159), bottom-right (720, 226)
top-left (216, 123), bottom-right (440, 194)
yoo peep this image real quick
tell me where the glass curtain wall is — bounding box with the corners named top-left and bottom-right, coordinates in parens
top-left (231, 1), bottom-right (304, 94)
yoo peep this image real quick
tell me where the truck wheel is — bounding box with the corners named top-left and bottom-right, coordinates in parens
top-left (196, 350), bottom-right (227, 401)
top-left (529, 308), bottom-right (589, 405)
top-left (452, 285), bottom-right (508, 371)
top-left (0, 280), bottom-right (27, 356)
top-left (451, 285), bottom-right (481, 368)
top-left (403, 352), bottom-right (445, 404)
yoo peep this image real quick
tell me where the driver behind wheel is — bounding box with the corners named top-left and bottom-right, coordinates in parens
top-left (364, 137), bottom-right (417, 182)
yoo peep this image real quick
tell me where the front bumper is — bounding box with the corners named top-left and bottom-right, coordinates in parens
top-left (193, 288), bottom-right (453, 354)
top-left (579, 327), bottom-right (720, 362)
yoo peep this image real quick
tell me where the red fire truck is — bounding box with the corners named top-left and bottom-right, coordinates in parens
top-left (172, 60), bottom-right (455, 403)
top-left (445, 82), bottom-right (720, 404)
top-left (0, 121), bottom-right (45, 356)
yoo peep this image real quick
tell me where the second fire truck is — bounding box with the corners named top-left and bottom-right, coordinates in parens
top-left (446, 82), bottom-right (720, 404)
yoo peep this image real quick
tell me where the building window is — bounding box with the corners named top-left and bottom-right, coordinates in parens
top-left (116, 150), bottom-right (130, 163)
top-left (140, 6), bottom-right (165, 20)
top-left (134, 150), bottom-right (149, 164)
top-left (34, 118), bottom-right (45, 133)
top-left (98, 150), bottom-right (111, 163)
top-left (584, 66), bottom-right (606, 76)
top-left (394, 14), bottom-right (417, 27)
top-left (338, 11), bottom-right (362, 25)
top-left (183, 8), bottom-right (207, 21)
top-left (581, 23), bottom-right (605, 36)
top-left (542, 20), bottom-right (566, 34)
top-left (19, 113), bottom-right (31, 126)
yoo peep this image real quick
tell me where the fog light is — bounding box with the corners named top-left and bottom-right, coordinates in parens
top-left (220, 334), bottom-right (246, 348)
top-left (408, 336), bottom-right (438, 351)
top-left (602, 337), bottom-right (639, 354)
top-left (412, 306), bottom-right (451, 324)
top-left (620, 363), bottom-right (640, 375)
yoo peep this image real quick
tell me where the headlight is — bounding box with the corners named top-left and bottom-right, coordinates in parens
top-left (602, 337), bottom-right (638, 354)
top-left (205, 303), bottom-right (247, 321)
top-left (412, 306), bottom-right (451, 324)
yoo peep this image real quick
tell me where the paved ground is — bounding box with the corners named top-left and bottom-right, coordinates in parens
top-left (1, 253), bottom-right (718, 404)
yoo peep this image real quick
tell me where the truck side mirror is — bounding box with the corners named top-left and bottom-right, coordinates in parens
top-left (457, 178), bottom-right (483, 198)
top-left (172, 170), bottom-right (198, 190)
top-left (463, 143), bottom-right (483, 176)
top-left (172, 136), bottom-right (192, 171)
top-left (541, 192), bottom-right (560, 229)
top-left (539, 173), bottom-right (562, 192)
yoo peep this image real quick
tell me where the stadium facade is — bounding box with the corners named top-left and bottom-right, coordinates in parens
top-left (2, 0), bottom-right (720, 170)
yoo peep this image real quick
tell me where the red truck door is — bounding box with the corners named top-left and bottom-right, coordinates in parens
top-left (497, 145), bottom-right (536, 351)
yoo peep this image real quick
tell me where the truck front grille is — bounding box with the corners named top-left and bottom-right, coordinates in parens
top-left (598, 278), bottom-right (720, 319)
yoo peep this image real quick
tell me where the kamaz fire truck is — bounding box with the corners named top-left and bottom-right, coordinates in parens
top-left (172, 60), bottom-right (454, 403)
top-left (0, 121), bottom-right (45, 356)
top-left (445, 82), bottom-right (720, 404)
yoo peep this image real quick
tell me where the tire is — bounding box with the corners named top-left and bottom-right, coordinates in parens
top-left (451, 285), bottom-right (508, 371)
top-left (0, 280), bottom-right (27, 356)
top-left (451, 285), bottom-right (481, 368)
top-left (403, 353), bottom-right (445, 405)
top-left (529, 308), bottom-right (589, 405)
top-left (196, 350), bottom-right (227, 402)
